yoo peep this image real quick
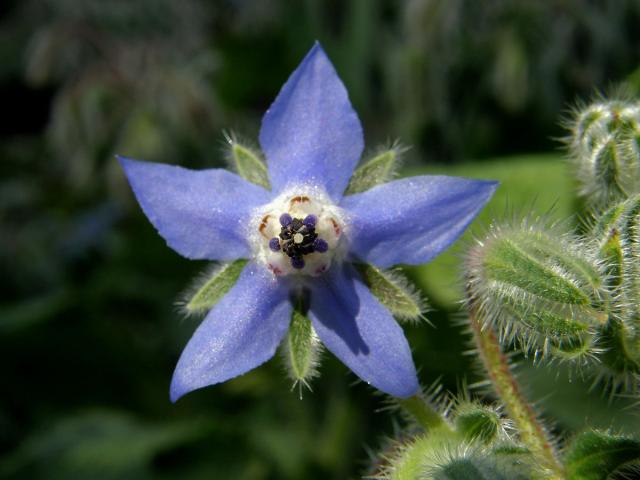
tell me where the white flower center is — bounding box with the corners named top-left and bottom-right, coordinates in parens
top-left (251, 189), bottom-right (345, 277)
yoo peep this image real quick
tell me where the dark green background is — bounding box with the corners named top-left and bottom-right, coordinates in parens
top-left (2, 1), bottom-right (640, 479)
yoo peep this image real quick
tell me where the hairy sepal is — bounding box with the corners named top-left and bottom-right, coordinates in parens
top-left (224, 132), bottom-right (270, 189)
top-left (356, 263), bottom-right (426, 323)
top-left (345, 144), bottom-right (404, 195)
top-left (179, 259), bottom-right (248, 315)
top-left (282, 307), bottom-right (322, 390)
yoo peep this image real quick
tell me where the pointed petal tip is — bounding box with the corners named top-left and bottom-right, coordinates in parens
top-left (308, 40), bottom-right (326, 57)
top-left (169, 383), bottom-right (183, 403)
top-left (115, 154), bottom-right (131, 168)
top-left (260, 39), bottom-right (363, 199)
top-left (116, 155), bottom-right (145, 174)
top-left (169, 375), bottom-right (189, 403)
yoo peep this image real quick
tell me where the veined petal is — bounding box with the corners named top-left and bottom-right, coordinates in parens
top-left (259, 42), bottom-right (364, 200)
top-left (119, 156), bottom-right (271, 261)
top-left (170, 262), bottom-right (291, 401)
top-left (308, 264), bottom-right (419, 398)
top-left (342, 176), bottom-right (498, 267)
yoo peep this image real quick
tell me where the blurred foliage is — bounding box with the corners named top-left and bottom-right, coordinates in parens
top-left (2, 0), bottom-right (640, 479)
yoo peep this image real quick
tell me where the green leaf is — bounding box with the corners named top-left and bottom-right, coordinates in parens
top-left (0, 410), bottom-right (210, 479)
top-left (183, 260), bottom-right (247, 314)
top-left (356, 264), bottom-right (424, 322)
top-left (228, 139), bottom-right (270, 189)
top-left (284, 308), bottom-right (321, 386)
top-left (564, 430), bottom-right (640, 480)
top-left (345, 147), bottom-right (400, 194)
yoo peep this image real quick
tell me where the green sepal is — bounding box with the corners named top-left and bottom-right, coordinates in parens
top-left (284, 307), bottom-right (321, 387)
top-left (356, 264), bottom-right (424, 322)
top-left (226, 136), bottom-right (270, 189)
top-left (345, 147), bottom-right (401, 195)
top-left (480, 234), bottom-right (600, 306)
top-left (454, 402), bottom-right (502, 445)
top-left (182, 260), bottom-right (248, 314)
top-left (501, 300), bottom-right (595, 342)
top-left (564, 430), bottom-right (640, 480)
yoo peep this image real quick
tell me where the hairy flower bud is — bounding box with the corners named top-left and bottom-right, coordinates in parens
top-left (453, 402), bottom-right (504, 445)
top-left (465, 220), bottom-right (608, 360)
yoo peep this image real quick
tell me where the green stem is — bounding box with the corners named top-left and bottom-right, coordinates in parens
top-left (468, 309), bottom-right (565, 479)
top-left (399, 394), bottom-right (451, 432)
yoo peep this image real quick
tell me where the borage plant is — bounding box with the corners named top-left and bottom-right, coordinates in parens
top-left (119, 43), bottom-right (640, 480)
top-left (119, 43), bottom-right (496, 402)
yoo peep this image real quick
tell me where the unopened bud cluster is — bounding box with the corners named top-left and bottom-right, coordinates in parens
top-left (463, 97), bottom-right (640, 388)
top-left (567, 100), bottom-right (640, 208)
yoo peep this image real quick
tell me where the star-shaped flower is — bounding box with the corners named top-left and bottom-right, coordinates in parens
top-left (119, 43), bottom-right (497, 401)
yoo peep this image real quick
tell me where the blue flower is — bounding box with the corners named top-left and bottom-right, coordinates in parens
top-left (119, 43), bottom-right (497, 401)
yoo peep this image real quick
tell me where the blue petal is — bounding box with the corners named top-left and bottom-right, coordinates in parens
top-left (341, 176), bottom-right (498, 267)
top-left (308, 264), bottom-right (419, 398)
top-left (259, 42), bottom-right (364, 200)
top-left (170, 262), bottom-right (291, 401)
top-left (119, 156), bottom-right (271, 261)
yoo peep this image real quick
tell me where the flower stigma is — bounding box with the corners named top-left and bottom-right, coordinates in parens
top-left (253, 189), bottom-right (344, 277)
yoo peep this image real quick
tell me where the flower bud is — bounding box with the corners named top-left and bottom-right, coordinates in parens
top-left (465, 221), bottom-right (607, 359)
top-left (454, 402), bottom-right (503, 445)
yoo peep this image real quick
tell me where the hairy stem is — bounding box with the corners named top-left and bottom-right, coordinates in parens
top-left (468, 307), bottom-right (565, 478)
top-left (399, 394), bottom-right (450, 432)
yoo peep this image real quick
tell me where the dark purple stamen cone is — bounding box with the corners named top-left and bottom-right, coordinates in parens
top-left (313, 238), bottom-right (328, 253)
top-left (269, 238), bottom-right (281, 252)
top-left (303, 214), bottom-right (317, 228)
top-left (279, 213), bottom-right (293, 227)
top-left (291, 257), bottom-right (305, 269)
top-left (279, 216), bottom-right (318, 258)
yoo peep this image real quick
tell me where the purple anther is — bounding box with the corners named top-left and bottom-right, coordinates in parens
top-left (303, 214), bottom-right (317, 228)
top-left (291, 257), bottom-right (305, 269)
top-left (279, 213), bottom-right (293, 227)
top-left (269, 237), bottom-right (281, 252)
top-left (313, 238), bottom-right (328, 253)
